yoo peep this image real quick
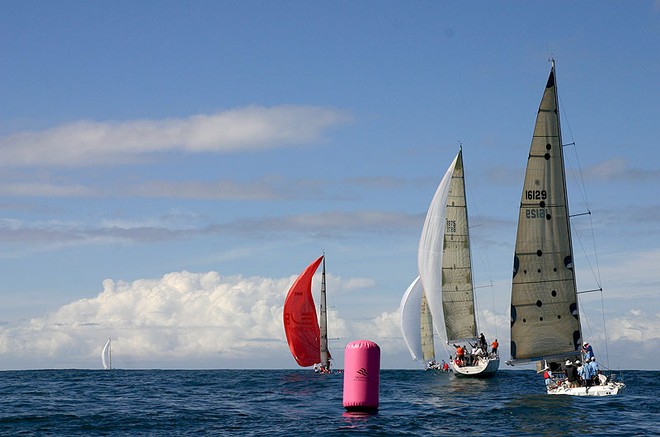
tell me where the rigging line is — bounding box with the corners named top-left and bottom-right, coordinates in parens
top-left (572, 221), bottom-right (602, 289)
top-left (558, 89), bottom-right (591, 212)
top-left (600, 291), bottom-right (611, 370)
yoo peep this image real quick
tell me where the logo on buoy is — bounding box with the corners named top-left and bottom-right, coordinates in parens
top-left (357, 368), bottom-right (368, 377)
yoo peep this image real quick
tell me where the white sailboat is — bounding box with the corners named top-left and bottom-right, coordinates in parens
top-left (101, 338), bottom-right (112, 370)
top-left (508, 61), bottom-right (624, 396)
top-left (417, 149), bottom-right (499, 377)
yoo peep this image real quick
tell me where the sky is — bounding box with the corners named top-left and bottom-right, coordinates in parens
top-left (0, 1), bottom-right (658, 370)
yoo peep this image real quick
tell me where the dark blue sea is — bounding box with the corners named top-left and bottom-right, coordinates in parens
top-left (0, 369), bottom-right (656, 436)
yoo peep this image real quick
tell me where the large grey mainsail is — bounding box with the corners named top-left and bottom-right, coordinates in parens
top-left (510, 62), bottom-right (582, 363)
top-left (442, 150), bottom-right (478, 343)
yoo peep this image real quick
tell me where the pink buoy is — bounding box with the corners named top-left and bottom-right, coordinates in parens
top-left (342, 340), bottom-right (380, 412)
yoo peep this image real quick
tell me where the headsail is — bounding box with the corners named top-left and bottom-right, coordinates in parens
top-left (283, 255), bottom-right (323, 368)
top-left (510, 62), bottom-right (582, 363)
top-left (101, 338), bottom-right (112, 370)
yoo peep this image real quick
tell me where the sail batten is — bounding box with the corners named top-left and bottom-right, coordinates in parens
top-left (510, 63), bottom-right (582, 363)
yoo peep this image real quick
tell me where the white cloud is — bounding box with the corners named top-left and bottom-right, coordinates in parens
top-left (0, 270), bottom-right (386, 369)
top-left (607, 309), bottom-right (660, 343)
top-left (0, 106), bottom-right (351, 168)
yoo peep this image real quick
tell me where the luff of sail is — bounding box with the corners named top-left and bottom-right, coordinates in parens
top-left (510, 62), bottom-right (581, 363)
top-left (442, 150), bottom-right (478, 343)
top-left (283, 255), bottom-right (330, 368)
top-left (101, 338), bottom-right (112, 370)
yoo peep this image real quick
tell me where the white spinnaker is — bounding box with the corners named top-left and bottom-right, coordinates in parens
top-left (418, 152), bottom-right (459, 341)
top-left (399, 276), bottom-right (423, 360)
top-left (101, 338), bottom-right (111, 370)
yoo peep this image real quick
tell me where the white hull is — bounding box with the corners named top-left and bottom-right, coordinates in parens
top-left (451, 357), bottom-right (499, 378)
top-left (547, 381), bottom-right (625, 396)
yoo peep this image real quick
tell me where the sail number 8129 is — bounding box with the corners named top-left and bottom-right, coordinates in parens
top-left (525, 208), bottom-right (546, 219)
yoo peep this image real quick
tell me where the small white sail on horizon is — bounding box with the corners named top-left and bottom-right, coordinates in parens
top-left (101, 338), bottom-right (112, 370)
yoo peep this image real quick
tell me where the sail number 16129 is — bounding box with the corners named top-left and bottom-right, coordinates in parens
top-left (525, 189), bottom-right (547, 200)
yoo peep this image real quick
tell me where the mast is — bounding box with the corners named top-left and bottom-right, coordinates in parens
top-left (109, 338), bottom-right (112, 370)
top-left (319, 255), bottom-right (330, 369)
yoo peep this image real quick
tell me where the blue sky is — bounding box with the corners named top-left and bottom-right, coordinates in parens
top-left (0, 1), bottom-right (658, 370)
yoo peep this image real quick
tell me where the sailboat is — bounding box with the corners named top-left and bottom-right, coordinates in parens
top-left (417, 149), bottom-right (499, 377)
top-left (400, 276), bottom-right (441, 370)
top-left (508, 61), bottom-right (624, 396)
top-left (101, 338), bottom-right (112, 370)
top-left (283, 255), bottom-right (332, 373)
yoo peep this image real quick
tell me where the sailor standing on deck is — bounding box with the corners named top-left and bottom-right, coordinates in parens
top-left (588, 357), bottom-right (599, 385)
top-left (582, 358), bottom-right (594, 387)
top-left (582, 342), bottom-right (594, 361)
top-left (543, 366), bottom-right (554, 387)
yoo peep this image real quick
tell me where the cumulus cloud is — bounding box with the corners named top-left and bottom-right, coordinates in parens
top-left (0, 270), bottom-right (385, 369)
top-left (607, 309), bottom-right (660, 343)
top-left (0, 105), bottom-right (351, 168)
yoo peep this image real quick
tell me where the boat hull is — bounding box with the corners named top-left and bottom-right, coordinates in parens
top-left (451, 357), bottom-right (499, 378)
top-left (547, 382), bottom-right (625, 396)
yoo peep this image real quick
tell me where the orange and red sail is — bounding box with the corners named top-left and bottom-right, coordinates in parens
top-left (283, 256), bottom-right (323, 367)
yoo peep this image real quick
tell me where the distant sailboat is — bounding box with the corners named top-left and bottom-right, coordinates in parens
top-left (508, 61), bottom-right (624, 396)
top-left (101, 338), bottom-right (112, 370)
top-left (283, 255), bottom-right (332, 372)
top-left (417, 149), bottom-right (499, 377)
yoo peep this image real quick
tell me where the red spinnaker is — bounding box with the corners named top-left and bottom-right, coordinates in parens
top-left (283, 256), bottom-right (323, 367)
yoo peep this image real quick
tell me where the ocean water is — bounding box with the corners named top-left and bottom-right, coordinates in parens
top-left (0, 369), bottom-right (656, 436)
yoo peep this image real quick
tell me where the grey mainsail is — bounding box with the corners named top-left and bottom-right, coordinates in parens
top-left (442, 150), bottom-right (478, 344)
top-left (510, 61), bottom-right (582, 363)
top-left (420, 292), bottom-right (436, 362)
